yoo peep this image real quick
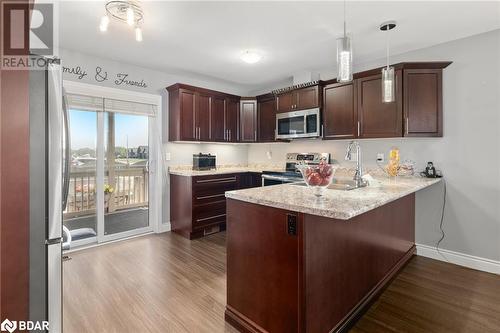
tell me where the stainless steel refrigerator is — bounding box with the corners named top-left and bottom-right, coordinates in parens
top-left (29, 56), bottom-right (67, 332)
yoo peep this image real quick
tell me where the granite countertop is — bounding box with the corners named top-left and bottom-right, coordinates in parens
top-left (225, 176), bottom-right (441, 220)
top-left (169, 165), bottom-right (284, 176)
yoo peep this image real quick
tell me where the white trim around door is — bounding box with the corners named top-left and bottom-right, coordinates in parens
top-left (63, 80), bottom-right (164, 247)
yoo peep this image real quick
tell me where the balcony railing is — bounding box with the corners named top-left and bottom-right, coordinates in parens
top-left (64, 167), bottom-right (148, 218)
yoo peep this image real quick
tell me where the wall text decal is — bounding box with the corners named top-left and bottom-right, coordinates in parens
top-left (62, 65), bottom-right (148, 89)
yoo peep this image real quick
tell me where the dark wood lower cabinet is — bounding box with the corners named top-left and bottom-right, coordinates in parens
top-left (225, 194), bottom-right (415, 333)
top-left (239, 172), bottom-right (262, 189)
top-left (170, 172), bottom-right (261, 239)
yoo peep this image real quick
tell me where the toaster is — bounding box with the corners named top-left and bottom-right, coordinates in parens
top-left (193, 153), bottom-right (216, 171)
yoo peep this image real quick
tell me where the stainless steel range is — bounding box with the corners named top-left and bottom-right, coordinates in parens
top-left (261, 153), bottom-right (330, 186)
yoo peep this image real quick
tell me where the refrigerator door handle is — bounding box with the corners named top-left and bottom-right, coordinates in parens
top-left (47, 61), bottom-right (63, 241)
top-left (62, 89), bottom-right (71, 211)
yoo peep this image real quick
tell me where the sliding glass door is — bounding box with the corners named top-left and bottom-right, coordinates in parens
top-left (103, 112), bottom-right (150, 238)
top-left (63, 109), bottom-right (98, 246)
top-left (63, 93), bottom-right (156, 247)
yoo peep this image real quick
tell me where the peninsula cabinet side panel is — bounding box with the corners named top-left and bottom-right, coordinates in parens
top-left (170, 175), bottom-right (193, 239)
top-left (303, 193), bottom-right (415, 333)
top-left (225, 199), bottom-right (303, 333)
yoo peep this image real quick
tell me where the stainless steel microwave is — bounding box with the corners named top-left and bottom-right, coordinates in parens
top-left (276, 108), bottom-right (321, 139)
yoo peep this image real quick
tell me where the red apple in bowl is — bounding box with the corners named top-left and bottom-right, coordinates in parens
top-left (297, 163), bottom-right (338, 197)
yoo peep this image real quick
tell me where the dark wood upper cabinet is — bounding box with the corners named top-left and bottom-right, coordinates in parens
top-left (322, 82), bottom-right (356, 140)
top-left (357, 70), bottom-right (403, 138)
top-left (276, 85), bottom-right (320, 113)
top-left (257, 95), bottom-right (277, 142)
top-left (276, 91), bottom-right (294, 113)
top-left (196, 92), bottom-right (211, 141)
top-left (225, 98), bottom-right (239, 142)
top-left (167, 88), bottom-right (196, 141)
top-left (296, 86), bottom-right (320, 110)
top-left (239, 99), bottom-right (258, 142)
top-left (168, 63), bottom-right (450, 142)
top-left (403, 69), bottom-right (443, 137)
top-left (167, 83), bottom-right (241, 142)
top-left (210, 96), bottom-right (226, 142)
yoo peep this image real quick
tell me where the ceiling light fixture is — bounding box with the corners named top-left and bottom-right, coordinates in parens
top-left (336, 0), bottom-right (353, 83)
top-left (135, 26), bottom-right (143, 42)
top-left (99, 1), bottom-right (144, 42)
top-left (380, 20), bottom-right (397, 103)
top-left (240, 51), bottom-right (262, 64)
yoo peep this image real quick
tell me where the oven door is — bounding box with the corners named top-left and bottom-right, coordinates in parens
top-left (276, 108), bottom-right (320, 139)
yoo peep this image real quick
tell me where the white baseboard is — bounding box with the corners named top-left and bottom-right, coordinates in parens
top-left (416, 244), bottom-right (500, 275)
top-left (158, 222), bottom-right (171, 233)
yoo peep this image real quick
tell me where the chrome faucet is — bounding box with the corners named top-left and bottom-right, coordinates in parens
top-left (345, 141), bottom-right (368, 188)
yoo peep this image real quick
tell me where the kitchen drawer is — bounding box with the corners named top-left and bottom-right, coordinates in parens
top-left (192, 174), bottom-right (239, 195)
top-left (193, 202), bottom-right (227, 229)
top-left (193, 192), bottom-right (227, 206)
top-left (193, 200), bottom-right (226, 219)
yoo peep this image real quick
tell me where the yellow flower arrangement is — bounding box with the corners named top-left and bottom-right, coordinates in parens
top-left (104, 184), bottom-right (114, 194)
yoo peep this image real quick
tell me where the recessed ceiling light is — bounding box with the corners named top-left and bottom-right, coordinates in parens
top-left (240, 51), bottom-right (262, 64)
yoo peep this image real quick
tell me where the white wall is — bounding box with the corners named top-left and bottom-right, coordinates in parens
top-left (248, 30), bottom-right (500, 262)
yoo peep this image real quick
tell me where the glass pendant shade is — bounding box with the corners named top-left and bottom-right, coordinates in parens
top-left (126, 7), bottom-right (135, 25)
top-left (381, 66), bottom-right (395, 103)
top-left (99, 15), bottom-right (109, 32)
top-left (135, 26), bottom-right (143, 42)
top-left (336, 36), bottom-right (353, 83)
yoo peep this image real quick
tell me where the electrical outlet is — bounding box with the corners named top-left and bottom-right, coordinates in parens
top-left (376, 153), bottom-right (384, 163)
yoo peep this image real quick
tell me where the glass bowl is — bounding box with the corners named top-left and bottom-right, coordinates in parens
top-left (297, 162), bottom-right (338, 197)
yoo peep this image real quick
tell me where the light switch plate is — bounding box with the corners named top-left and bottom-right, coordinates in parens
top-left (164, 152), bottom-right (171, 161)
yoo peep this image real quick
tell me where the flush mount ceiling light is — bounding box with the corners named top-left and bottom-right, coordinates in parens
top-left (380, 20), bottom-right (397, 103)
top-left (240, 51), bottom-right (262, 64)
top-left (99, 1), bottom-right (144, 42)
top-left (336, 0), bottom-right (353, 83)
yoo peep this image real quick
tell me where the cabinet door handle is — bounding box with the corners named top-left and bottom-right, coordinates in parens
top-left (405, 117), bottom-right (409, 135)
top-left (196, 213), bottom-right (226, 223)
top-left (229, 129), bottom-right (232, 141)
top-left (196, 177), bottom-right (237, 184)
top-left (357, 121), bottom-right (360, 137)
top-left (254, 130), bottom-right (257, 141)
top-left (196, 193), bottom-right (226, 200)
top-left (224, 129), bottom-right (227, 141)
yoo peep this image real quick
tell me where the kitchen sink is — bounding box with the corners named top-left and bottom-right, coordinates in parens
top-left (291, 178), bottom-right (366, 191)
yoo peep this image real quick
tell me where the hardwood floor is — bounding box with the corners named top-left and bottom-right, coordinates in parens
top-left (63, 232), bottom-right (500, 333)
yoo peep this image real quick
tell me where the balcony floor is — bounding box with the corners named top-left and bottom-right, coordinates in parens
top-left (64, 207), bottom-right (149, 239)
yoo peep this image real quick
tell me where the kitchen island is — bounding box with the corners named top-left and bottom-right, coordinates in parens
top-left (224, 176), bottom-right (441, 333)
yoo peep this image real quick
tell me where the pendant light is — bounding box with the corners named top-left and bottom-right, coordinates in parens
top-left (337, 0), bottom-right (353, 82)
top-left (380, 21), bottom-right (397, 103)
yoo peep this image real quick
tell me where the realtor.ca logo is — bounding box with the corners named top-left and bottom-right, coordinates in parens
top-left (1, 318), bottom-right (49, 332)
top-left (1, 0), bottom-right (56, 70)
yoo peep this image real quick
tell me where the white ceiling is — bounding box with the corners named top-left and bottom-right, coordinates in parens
top-left (59, 1), bottom-right (500, 87)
